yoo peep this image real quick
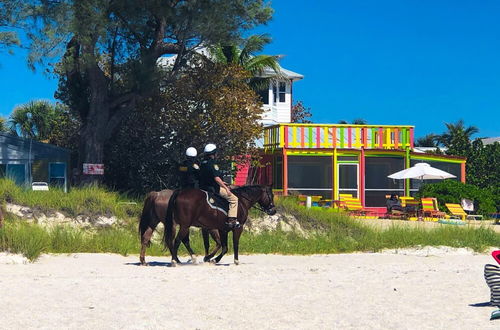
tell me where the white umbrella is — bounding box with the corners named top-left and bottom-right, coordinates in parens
top-left (388, 163), bottom-right (456, 180)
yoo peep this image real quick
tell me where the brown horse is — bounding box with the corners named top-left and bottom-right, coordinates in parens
top-left (163, 185), bottom-right (276, 266)
top-left (138, 189), bottom-right (220, 265)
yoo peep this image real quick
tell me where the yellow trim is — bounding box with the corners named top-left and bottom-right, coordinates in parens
top-left (333, 148), bottom-right (338, 200)
top-left (411, 155), bottom-right (465, 164)
top-left (286, 150), bottom-right (333, 156)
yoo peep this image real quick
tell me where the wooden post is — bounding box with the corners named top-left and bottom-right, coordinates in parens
top-left (461, 162), bottom-right (466, 183)
top-left (333, 148), bottom-right (338, 200)
top-left (283, 148), bottom-right (288, 196)
top-left (405, 149), bottom-right (411, 196)
top-left (360, 149), bottom-right (365, 206)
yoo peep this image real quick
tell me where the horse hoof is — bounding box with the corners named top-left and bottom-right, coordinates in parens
top-left (189, 256), bottom-right (198, 264)
top-left (203, 257), bottom-right (211, 263)
top-left (170, 260), bottom-right (178, 267)
top-left (140, 262), bottom-right (149, 266)
top-left (234, 259), bottom-right (239, 265)
top-left (210, 259), bottom-right (217, 265)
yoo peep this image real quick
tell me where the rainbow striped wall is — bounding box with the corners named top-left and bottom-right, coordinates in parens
top-left (263, 124), bottom-right (414, 151)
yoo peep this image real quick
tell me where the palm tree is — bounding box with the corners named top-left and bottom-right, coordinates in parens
top-left (352, 118), bottom-right (368, 125)
top-left (415, 134), bottom-right (439, 147)
top-left (9, 100), bottom-right (57, 140)
top-left (437, 120), bottom-right (479, 147)
top-left (436, 119), bottom-right (479, 156)
top-left (0, 117), bottom-right (8, 132)
top-left (209, 34), bottom-right (282, 91)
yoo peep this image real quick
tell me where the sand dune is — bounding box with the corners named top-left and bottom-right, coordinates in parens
top-left (1, 250), bottom-right (498, 329)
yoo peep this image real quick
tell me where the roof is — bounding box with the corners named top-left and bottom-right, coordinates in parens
top-left (260, 66), bottom-right (303, 81)
top-left (481, 137), bottom-right (500, 145)
top-left (0, 132), bottom-right (70, 152)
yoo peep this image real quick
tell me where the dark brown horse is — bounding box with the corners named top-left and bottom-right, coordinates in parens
top-left (163, 185), bottom-right (276, 266)
top-left (138, 189), bottom-right (220, 265)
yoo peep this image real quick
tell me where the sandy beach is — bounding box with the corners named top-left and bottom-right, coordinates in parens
top-left (0, 250), bottom-right (498, 329)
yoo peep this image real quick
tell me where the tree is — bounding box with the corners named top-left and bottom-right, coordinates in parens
top-left (21, 0), bottom-right (272, 182)
top-left (337, 119), bottom-right (367, 125)
top-left (465, 139), bottom-right (500, 190)
top-left (437, 119), bottom-right (478, 156)
top-left (8, 100), bottom-right (81, 148)
top-left (415, 134), bottom-right (439, 147)
top-left (105, 61), bottom-right (264, 193)
top-left (291, 100), bottom-right (312, 123)
top-left (209, 34), bottom-right (281, 91)
top-left (0, 117), bottom-right (8, 132)
top-left (9, 100), bottom-right (58, 140)
top-left (0, 0), bottom-right (22, 53)
top-left (352, 118), bottom-right (367, 125)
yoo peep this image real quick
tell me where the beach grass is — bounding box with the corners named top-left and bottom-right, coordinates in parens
top-left (0, 182), bottom-right (499, 261)
top-left (0, 178), bottom-right (142, 219)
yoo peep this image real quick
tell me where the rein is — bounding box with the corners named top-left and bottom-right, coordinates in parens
top-left (234, 187), bottom-right (272, 214)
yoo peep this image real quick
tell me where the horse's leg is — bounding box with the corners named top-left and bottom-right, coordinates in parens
top-left (202, 228), bottom-right (210, 260)
top-left (213, 230), bottom-right (228, 264)
top-left (171, 225), bottom-right (189, 266)
top-left (204, 230), bottom-right (221, 262)
top-left (181, 233), bottom-right (198, 264)
top-left (140, 226), bottom-right (155, 265)
top-left (232, 227), bottom-right (244, 265)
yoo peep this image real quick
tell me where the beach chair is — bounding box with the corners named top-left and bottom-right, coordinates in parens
top-left (445, 203), bottom-right (483, 221)
top-left (341, 197), bottom-right (376, 217)
top-left (420, 197), bottom-right (446, 219)
top-left (460, 199), bottom-right (484, 220)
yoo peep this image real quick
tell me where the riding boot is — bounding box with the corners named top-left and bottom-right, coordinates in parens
top-left (225, 217), bottom-right (240, 229)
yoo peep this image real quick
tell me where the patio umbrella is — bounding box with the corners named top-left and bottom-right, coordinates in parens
top-left (388, 163), bottom-right (456, 180)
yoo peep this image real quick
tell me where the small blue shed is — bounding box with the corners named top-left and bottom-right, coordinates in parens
top-left (0, 133), bottom-right (71, 191)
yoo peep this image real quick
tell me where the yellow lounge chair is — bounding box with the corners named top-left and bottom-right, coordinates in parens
top-left (421, 197), bottom-right (446, 219)
top-left (341, 197), bottom-right (376, 217)
top-left (445, 203), bottom-right (483, 221)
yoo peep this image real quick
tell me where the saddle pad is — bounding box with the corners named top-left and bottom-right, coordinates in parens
top-left (484, 264), bottom-right (500, 307)
top-left (202, 190), bottom-right (229, 216)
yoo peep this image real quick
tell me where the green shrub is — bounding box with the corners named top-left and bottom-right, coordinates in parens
top-left (417, 180), bottom-right (497, 215)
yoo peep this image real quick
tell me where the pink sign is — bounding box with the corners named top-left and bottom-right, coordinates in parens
top-left (83, 163), bottom-right (104, 175)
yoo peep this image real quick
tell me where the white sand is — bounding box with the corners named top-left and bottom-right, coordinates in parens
top-left (1, 251), bottom-right (499, 329)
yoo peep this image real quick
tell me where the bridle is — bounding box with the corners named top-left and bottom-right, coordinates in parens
top-left (237, 187), bottom-right (275, 214)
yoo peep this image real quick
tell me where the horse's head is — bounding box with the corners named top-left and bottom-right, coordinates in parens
top-left (258, 186), bottom-right (277, 215)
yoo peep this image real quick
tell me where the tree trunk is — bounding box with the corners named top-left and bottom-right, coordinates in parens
top-left (78, 65), bottom-right (110, 185)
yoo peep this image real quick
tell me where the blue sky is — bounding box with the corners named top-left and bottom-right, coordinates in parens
top-left (1, 0), bottom-right (499, 138)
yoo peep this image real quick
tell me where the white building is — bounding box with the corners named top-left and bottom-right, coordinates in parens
top-left (257, 66), bottom-right (304, 126)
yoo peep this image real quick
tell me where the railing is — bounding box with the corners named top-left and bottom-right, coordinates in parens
top-left (263, 124), bottom-right (414, 151)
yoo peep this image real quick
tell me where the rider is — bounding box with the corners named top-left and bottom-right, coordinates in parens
top-left (199, 143), bottom-right (240, 229)
top-left (178, 147), bottom-right (200, 189)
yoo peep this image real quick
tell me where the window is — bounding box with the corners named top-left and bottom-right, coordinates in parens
top-left (273, 83), bottom-right (277, 104)
top-left (273, 156), bottom-right (283, 189)
top-left (365, 156), bottom-right (405, 207)
top-left (258, 88), bottom-right (269, 105)
top-left (338, 163), bottom-right (358, 198)
top-left (279, 82), bottom-right (286, 103)
top-left (287, 156), bottom-right (332, 198)
top-left (6, 164), bottom-right (26, 185)
top-left (49, 163), bottom-right (66, 188)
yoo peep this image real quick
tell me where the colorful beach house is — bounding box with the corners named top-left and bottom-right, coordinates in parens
top-left (235, 69), bottom-right (466, 213)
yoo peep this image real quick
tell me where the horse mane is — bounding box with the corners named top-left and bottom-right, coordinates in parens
top-left (232, 185), bottom-right (265, 201)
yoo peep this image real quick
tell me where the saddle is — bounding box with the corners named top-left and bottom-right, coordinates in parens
top-left (202, 190), bottom-right (229, 216)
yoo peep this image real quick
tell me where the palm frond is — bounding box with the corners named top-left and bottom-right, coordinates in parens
top-left (240, 34), bottom-right (272, 62)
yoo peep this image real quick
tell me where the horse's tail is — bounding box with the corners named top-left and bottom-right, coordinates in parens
top-left (139, 192), bottom-right (157, 246)
top-left (163, 189), bottom-right (180, 250)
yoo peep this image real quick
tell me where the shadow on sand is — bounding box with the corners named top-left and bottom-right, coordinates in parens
top-left (124, 261), bottom-right (231, 267)
top-left (469, 302), bottom-right (492, 307)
